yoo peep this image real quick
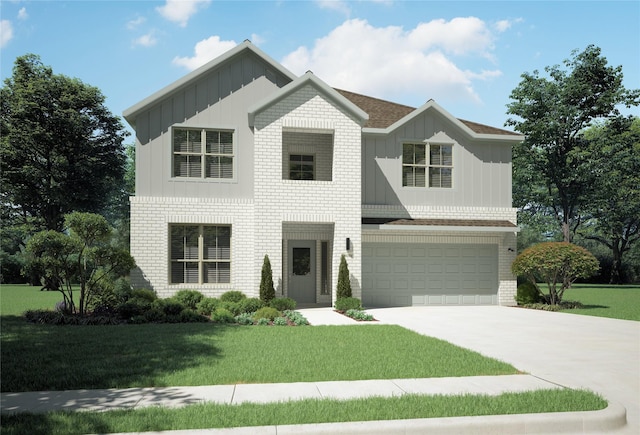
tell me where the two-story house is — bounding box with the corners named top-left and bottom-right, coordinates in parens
top-left (123, 41), bottom-right (523, 307)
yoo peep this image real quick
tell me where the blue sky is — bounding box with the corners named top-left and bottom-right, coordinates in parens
top-left (1, 1), bottom-right (638, 137)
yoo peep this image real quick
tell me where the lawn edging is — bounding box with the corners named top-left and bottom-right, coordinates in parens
top-left (182, 400), bottom-right (627, 435)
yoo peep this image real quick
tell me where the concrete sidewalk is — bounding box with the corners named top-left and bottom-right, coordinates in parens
top-left (0, 374), bottom-right (560, 414)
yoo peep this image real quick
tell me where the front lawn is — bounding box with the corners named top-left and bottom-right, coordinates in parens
top-left (545, 284), bottom-right (640, 321)
top-left (1, 317), bottom-right (518, 392)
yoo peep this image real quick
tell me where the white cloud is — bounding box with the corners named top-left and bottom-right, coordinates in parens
top-left (173, 35), bottom-right (237, 70)
top-left (281, 18), bottom-right (503, 105)
top-left (17, 7), bottom-right (28, 20)
top-left (494, 17), bottom-right (523, 33)
top-left (315, 0), bottom-right (351, 16)
top-left (157, 0), bottom-right (211, 27)
top-left (127, 16), bottom-right (146, 30)
top-left (0, 20), bottom-right (13, 48)
top-left (250, 33), bottom-right (265, 46)
top-left (133, 32), bottom-right (158, 48)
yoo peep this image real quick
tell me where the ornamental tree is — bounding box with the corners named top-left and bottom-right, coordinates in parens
top-left (259, 254), bottom-right (275, 304)
top-left (337, 254), bottom-right (352, 299)
top-left (511, 242), bottom-right (599, 305)
top-left (25, 212), bottom-right (135, 315)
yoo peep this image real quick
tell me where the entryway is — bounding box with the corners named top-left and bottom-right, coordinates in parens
top-left (288, 240), bottom-right (316, 303)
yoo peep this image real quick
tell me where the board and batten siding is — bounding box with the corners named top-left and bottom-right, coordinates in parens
top-left (133, 53), bottom-right (290, 200)
top-left (362, 109), bottom-right (513, 208)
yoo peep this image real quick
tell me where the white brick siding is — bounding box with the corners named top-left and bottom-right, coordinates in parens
top-left (253, 86), bottom-right (363, 305)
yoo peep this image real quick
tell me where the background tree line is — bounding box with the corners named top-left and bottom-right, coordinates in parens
top-left (1, 47), bottom-right (638, 285)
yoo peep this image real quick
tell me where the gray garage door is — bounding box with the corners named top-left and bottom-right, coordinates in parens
top-left (362, 243), bottom-right (498, 307)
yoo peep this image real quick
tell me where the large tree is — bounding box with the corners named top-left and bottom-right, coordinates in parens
top-left (0, 54), bottom-right (129, 232)
top-left (506, 45), bottom-right (639, 242)
top-left (580, 116), bottom-right (640, 283)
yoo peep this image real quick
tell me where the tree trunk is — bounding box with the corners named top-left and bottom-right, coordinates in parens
top-left (610, 243), bottom-right (623, 284)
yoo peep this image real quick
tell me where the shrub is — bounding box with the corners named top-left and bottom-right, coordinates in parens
top-left (254, 306), bottom-right (280, 321)
top-left (117, 299), bottom-right (150, 319)
top-left (173, 290), bottom-right (204, 310)
top-left (235, 312), bottom-right (255, 325)
top-left (219, 301), bottom-right (242, 316)
top-left (259, 255), bottom-right (275, 304)
top-left (24, 309), bottom-right (63, 324)
top-left (283, 310), bottom-right (309, 326)
top-left (211, 308), bottom-right (235, 323)
top-left (346, 309), bottom-right (374, 321)
top-left (270, 297), bottom-right (296, 311)
top-left (179, 309), bottom-right (208, 323)
top-left (220, 290), bottom-right (246, 303)
top-left (131, 288), bottom-right (157, 302)
top-left (512, 242), bottom-right (599, 304)
top-left (159, 300), bottom-right (185, 316)
top-left (516, 282), bottom-right (544, 305)
top-left (113, 278), bottom-right (133, 303)
top-left (143, 307), bottom-right (167, 323)
top-left (273, 316), bottom-right (288, 326)
top-left (196, 297), bottom-right (219, 316)
top-left (337, 254), bottom-right (352, 299)
top-left (239, 297), bottom-right (265, 314)
top-left (334, 297), bottom-right (362, 312)
top-left (256, 317), bottom-right (270, 326)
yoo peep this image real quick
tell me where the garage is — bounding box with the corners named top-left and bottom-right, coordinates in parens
top-left (362, 243), bottom-right (498, 307)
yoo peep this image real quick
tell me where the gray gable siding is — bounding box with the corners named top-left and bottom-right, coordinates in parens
top-left (133, 52), bottom-right (290, 199)
top-left (362, 109), bottom-right (512, 208)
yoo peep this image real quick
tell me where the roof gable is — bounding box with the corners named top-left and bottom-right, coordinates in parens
top-left (336, 89), bottom-right (522, 141)
top-left (123, 40), bottom-right (297, 124)
top-left (248, 72), bottom-right (369, 127)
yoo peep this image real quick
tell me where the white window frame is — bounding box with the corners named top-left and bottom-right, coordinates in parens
top-left (402, 142), bottom-right (453, 188)
top-left (172, 127), bottom-right (235, 180)
top-left (169, 224), bottom-right (232, 285)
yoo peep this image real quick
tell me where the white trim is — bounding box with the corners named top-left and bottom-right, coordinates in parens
top-left (362, 224), bottom-right (520, 233)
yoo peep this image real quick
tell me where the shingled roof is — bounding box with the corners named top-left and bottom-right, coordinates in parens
top-left (335, 88), bottom-right (517, 135)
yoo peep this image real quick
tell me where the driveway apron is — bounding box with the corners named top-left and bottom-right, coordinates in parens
top-left (367, 306), bottom-right (640, 434)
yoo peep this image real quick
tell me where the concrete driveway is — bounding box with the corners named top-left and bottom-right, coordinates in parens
top-left (367, 306), bottom-right (640, 434)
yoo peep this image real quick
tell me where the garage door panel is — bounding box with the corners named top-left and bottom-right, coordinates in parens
top-left (363, 243), bottom-right (498, 307)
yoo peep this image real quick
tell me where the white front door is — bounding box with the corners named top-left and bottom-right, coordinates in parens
top-left (288, 240), bottom-right (316, 303)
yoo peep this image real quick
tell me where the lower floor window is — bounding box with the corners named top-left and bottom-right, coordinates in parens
top-left (170, 225), bottom-right (231, 284)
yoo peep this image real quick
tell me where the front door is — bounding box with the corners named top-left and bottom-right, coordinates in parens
top-left (288, 240), bottom-right (316, 303)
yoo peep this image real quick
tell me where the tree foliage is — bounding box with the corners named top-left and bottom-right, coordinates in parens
top-left (337, 254), bottom-right (352, 299)
top-left (511, 242), bottom-right (599, 304)
top-left (25, 212), bottom-right (135, 315)
top-left (506, 45), bottom-right (639, 243)
top-left (259, 254), bottom-right (275, 304)
top-left (579, 116), bottom-right (640, 283)
top-left (0, 54), bottom-right (130, 232)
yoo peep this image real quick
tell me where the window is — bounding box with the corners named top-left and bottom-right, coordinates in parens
top-left (170, 225), bottom-right (231, 284)
top-left (173, 128), bottom-right (233, 179)
top-left (289, 154), bottom-right (315, 180)
top-left (402, 143), bottom-right (452, 188)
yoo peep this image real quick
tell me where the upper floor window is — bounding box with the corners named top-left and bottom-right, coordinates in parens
top-left (170, 224), bottom-right (231, 284)
top-left (173, 128), bottom-right (233, 179)
top-left (402, 143), bottom-right (452, 188)
top-left (282, 130), bottom-right (333, 181)
top-left (289, 154), bottom-right (315, 180)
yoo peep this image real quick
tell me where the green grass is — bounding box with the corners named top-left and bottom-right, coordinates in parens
top-left (548, 284), bottom-right (640, 321)
top-left (0, 284), bottom-right (64, 316)
top-left (0, 318), bottom-right (518, 392)
top-left (1, 389), bottom-right (607, 435)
